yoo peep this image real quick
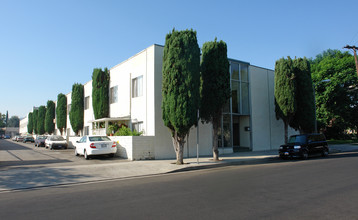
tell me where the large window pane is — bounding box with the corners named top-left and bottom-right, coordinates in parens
top-left (110, 86), bottom-right (118, 104)
top-left (231, 81), bottom-right (240, 113)
top-left (231, 63), bottom-right (239, 80)
top-left (132, 76), bottom-right (143, 98)
top-left (242, 82), bottom-right (249, 115)
top-left (241, 64), bottom-right (248, 82)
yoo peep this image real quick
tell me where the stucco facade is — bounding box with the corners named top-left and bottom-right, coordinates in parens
top-left (21, 44), bottom-right (297, 160)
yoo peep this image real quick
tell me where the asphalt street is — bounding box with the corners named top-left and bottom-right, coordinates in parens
top-left (0, 150), bottom-right (357, 220)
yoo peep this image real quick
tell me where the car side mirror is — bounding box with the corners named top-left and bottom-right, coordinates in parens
top-left (76, 141), bottom-right (79, 143)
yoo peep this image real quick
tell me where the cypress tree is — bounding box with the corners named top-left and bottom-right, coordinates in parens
top-left (162, 29), bottom-right (200, 164)
top-left (274, 57), bottom-right (296, 143)
top-left (45, 100), bottom-right (56, 134)
top-left (70, 83), bottom-right (84, 136)
top-left (37, 106), bottom-right (46, 135)
top-left (27, 112), bottom-right (33, 134)
top-left (200, 38), bottom-right (230, 161)
top-left (33, 109), bottom-right (38, 134)
top-left (292, 57), bottom-right (315, 133)
top-left (92, 68), bottom-right (110, 119)
top-left (56, 93), bottom-right (67, 135)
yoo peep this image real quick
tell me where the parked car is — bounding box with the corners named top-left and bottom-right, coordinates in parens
top-left (35, 136), bottom-right (47, 147)
top-left (74, 135), bottom-right (117, 160)
top-left (16, 136), bottom-right (24, 142)
top-left (12, 136), bottom-right (19, 141)
top-left (45, 135), bottom-right (68, 150)
top-left (23, 136), bottom-right (35, 143)
top-left (4, 135), bottom-right (10, 139)
top-left (279, 133), bottom-right (329, 159)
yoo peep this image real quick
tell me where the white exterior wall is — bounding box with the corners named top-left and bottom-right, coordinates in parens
top-left (66, 92), bottom-right (76, 136)
top-left (109, 46), bottom-right (156, 136)
top-left (19, 115), bottom-right (28, 135)
top-left (249, 66), bottom-right (298, 150)
top-left (83, 80), bottom-right (94, 135)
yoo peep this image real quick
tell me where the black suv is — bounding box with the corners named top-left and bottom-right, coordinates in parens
top-left (279, 133), bottom-right (329, 159)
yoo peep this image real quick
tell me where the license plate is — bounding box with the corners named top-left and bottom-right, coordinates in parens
top-left (101, 144), bottom-right (107, 148)
top-left (284, 152), bottom-right (289, 156)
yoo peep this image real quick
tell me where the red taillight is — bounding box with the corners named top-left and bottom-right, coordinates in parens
top-left (112, 142), bottom-right (116, 148)
top-left (90, 143), bottom-right (96, 148)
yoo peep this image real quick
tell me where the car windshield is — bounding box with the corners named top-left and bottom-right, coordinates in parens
top-left (288, 135), bottom-right (307, 144)
top-left (89, 136), bottom-right (111, 142)
top-left (52, 136), bottom-right (65, 141)
top-left (38, 136), bottom-right (47, 140)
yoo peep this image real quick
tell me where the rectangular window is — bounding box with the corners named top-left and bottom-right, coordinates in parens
top-left (231, 81), bottom-right (240, 114)
top-left (84, 126), bottom-right (89, 135)
top-left (84, 96), bottom-right (90, 110)
top-left (241, 82), bottom-right (250, 115)
top-left (110, 86), bottom-right (118, 104)
top-left (133, 122), bottom-right (143, 133)
top-left (132, 76), bottom-right (143, 98)
top-left (241, 64), bottom-right (249, 82)
top-left (67, 104), bottom-right (71, 114)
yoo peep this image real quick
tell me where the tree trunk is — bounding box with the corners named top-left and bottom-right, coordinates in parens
top-left (212, 117), bottom-right (220, 161)
top-left (172, 131), bottom-right (185, 165)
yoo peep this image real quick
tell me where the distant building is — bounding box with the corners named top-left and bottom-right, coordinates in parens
top-left (1, 127), bottom-right (19, 137)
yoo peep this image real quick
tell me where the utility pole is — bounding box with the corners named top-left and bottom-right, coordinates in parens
top-left (343, 45), bottom-right (358, 77)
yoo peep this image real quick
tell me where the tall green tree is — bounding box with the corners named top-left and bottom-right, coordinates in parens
top-left (92, 68), bottom-right (110, 119)
top-left (5, 111), bottom-right (8, 127)
top-left (37, 106), bottom-right (46, 135)
top-left (27, 112), bottom-right (33, 134)
top-left (291, 57), bottom-right (315, 133)
top-left (162, 29), bottom-right (200, 164)
top-left (56, 93), bottom-right (67, 135)
top-left (274, 57), bottom-right (296, 144)
top-left (311, 49), bottom-right (358, 138)
top-left (7, 116), bottom-right (19, 127)
top-left (33, 109), bottom-right (38, 134)
top-left (200, 38), bottom-right (230, 161)
top-left (70, 83), bottom-right (84, 136)
top-left (0, 113), bottom-right (5, 127)
top-left (45, 100), bottom-right (56, 134)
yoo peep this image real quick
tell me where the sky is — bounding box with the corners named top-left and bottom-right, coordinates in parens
top-left (1, 0), bottom-right (358, 119)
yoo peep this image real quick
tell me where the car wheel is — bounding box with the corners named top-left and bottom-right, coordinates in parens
top-left (84, 150), bottom-right (89, 160)
top-left (109, 153), bottom-right (115, 158)
top-left (74, 148), bottom-right (79, 156)
top-left (322, 148), bottom-right (329, 157)
top-left (50, 145), bottom-right (53, 150)
top-left (302, 150), bottom-right (309, 160)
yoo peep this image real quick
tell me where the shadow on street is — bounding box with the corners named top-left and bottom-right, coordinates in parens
top-left (169, 151), bottom-right (358, 173)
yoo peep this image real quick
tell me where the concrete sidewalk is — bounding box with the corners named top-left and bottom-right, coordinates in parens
top-left (0, 144), bottom-right (357, 192)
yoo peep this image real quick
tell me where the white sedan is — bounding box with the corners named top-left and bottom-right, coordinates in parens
top-left (74, 135), bottom-right (117, 160)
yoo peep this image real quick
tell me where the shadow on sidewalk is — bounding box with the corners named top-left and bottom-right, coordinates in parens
top-left (168, 151), bottom-right (358, 173)
top-left (0, 159), bottom-right (72, 170)
top-left (0, 167), bottom-right (93, 191)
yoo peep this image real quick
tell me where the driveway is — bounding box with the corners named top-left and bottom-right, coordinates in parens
top-left (0, 139), bottom-right (124, 170)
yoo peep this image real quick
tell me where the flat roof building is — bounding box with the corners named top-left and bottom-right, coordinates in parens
top-left (21, 44), bottom-right (297, 159)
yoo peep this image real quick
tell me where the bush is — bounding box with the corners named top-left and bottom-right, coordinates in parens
top-left (114, 126), bottom-right (142, 136)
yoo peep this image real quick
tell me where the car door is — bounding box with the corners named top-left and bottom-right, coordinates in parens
top-left (77, 136), bottom-right (87, 155)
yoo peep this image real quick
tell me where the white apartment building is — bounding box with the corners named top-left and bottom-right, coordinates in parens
top-left (22, 44), bottom-right (297, 160)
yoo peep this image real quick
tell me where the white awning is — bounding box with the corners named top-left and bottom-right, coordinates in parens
top-left (88, 116), bottom-right (131, 123)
